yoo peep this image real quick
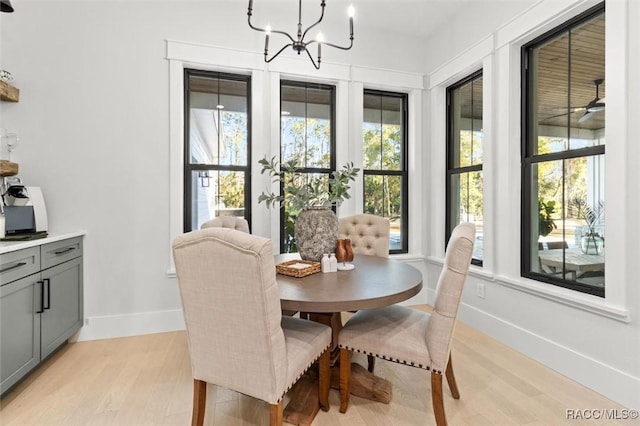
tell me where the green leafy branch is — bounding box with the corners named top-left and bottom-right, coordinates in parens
top-left (258, 156), bottom-right (359, 215)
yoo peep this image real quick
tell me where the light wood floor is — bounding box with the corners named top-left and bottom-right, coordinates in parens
top-left (0, 306), bottom-right (627, 425)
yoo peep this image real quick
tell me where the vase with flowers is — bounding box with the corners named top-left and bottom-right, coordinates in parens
top-left (570, 197), bottom-right (605, 255)
top-left (258, 156), bottom-right (359, 261)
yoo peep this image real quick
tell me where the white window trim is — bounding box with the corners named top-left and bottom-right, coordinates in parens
top-left (426, 0), bottom-right (631, 320)
top-left (165, 40), bottom-right (424, 276)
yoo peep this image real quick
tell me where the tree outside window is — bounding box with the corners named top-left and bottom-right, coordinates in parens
top-left (363, 91), bottom-right (408, 254)
top-left (280, 82), bottom-right (335, 253)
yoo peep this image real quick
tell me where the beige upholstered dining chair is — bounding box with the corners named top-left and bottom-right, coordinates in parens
top-left (338, 223), bottom-right (475, 426)
top-left (200, 216), bottom-right (250, 233)
top-left (172, 228), bottom-right (332, 426)
top-left (200, 216), bottom-right (302, 318)
top-left (338, 213), bottom-right (390, 372)
top-left (338, 213), bottom-right (390, 258)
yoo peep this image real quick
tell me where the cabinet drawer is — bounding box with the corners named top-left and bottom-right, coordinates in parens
top-left (0, 247), bottom-right (40, 286)
top-left (41, 238), bottom-right (82, 270)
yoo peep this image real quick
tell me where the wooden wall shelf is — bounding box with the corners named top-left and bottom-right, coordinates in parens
top-left (0, 160), bottom-right (19, 176)
top-left (0, 80), bottom-right (19, 102)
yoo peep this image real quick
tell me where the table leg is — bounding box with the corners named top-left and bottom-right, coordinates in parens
top-left (283, 312), bottom-right (392, 425)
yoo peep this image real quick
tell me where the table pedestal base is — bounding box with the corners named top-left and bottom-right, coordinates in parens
top-left (283, 362), bottom-right (392, 425)
top-left (283, 374), bottom-right (321, 426)
top-left (334, 362), bottom-right (392, 403)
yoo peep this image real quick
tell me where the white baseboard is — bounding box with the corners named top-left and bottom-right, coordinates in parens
top-left (457, 302), bottom-right (640, 410)
top-left (75, 309), bottom-right (186, 342)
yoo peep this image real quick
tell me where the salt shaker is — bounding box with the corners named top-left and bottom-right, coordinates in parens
top-left (321, 253), bottom-right (330, 273)
top-left (329, 253), bottom-right (338, 272)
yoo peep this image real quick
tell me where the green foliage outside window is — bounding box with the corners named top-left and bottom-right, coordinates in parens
top-left (363, 123), bottom-right (402, 218)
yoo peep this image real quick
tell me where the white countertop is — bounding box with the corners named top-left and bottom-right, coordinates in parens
top-left (0, 231), bottom-right (87, 254)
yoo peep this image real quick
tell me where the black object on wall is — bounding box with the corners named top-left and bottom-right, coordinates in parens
top-left (1, 0), bottom-right (14, 13)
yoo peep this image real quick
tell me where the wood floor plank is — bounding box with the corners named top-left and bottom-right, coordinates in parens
top-left (0, 306), bottom-right (628, 426)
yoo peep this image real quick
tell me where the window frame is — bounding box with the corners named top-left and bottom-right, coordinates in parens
top-left (446, 70), bottom-right (484, 266)
top-left (279, 80), bottom-right (337, 253)
top-left (183, 69), bottom-right (252, 233)
top-left (520, 3), bottom-right (606, 297)
top-left (362, 89), bottom-right (409, 255)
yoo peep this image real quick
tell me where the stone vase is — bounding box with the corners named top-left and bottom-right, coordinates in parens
top-left (294, 207), bottom-right (338, 262)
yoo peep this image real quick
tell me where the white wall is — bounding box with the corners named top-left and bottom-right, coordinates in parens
top-left (2, 0), bottom-right (637, 410)
top-left (0, 1), bottom-right (429, 337)
top-left (424, 0), bottom-right (640, 409)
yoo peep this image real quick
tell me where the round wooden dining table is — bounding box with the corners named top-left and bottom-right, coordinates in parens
top-left (277, 253), bottom-right (423, 313)
top-left (275, 253), bottom-right (423, 425)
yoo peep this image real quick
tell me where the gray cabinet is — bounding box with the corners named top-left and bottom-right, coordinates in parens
top-left (0, 273), bottom-right (41, 394)
top-left (0, 237), bottom-right (83, 395)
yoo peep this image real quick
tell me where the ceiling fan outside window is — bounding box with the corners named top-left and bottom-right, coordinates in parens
top-left (576, 78), bottom-right (605, 123)
top-left (547, 78), bottom-right (605, 123)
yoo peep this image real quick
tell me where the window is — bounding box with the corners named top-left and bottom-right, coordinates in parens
top-left (183, 70), bottom-right (251, 232)
top-left (363, 90), bottom-right (408, 254)
top-left (446, 71), bottom-right (484, 264)
top-left (280, 81), bottom-right (336, 253)
top-left (522, 4), bottom-right (605, 297)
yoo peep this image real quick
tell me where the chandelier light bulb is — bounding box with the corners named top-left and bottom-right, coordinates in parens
top-left (348, 5), bottom-right (355, 18)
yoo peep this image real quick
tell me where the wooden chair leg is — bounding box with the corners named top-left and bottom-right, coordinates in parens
top-left (339, 348), bottom-right (351, 413)
top-left (269, 400), bottom-right (284, 426)
top-left (318, 349), bottom-right (330, 412)
top-left (445, 353), bottom-right (460, 399)
top-left (192, 379), bottom-right (207, 426)
top-left (367, 354), bottom-right (376, 373)
top-left (431, 372), bottom-right (447, 426)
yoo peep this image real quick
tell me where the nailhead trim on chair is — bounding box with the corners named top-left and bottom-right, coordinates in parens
top-left (277, 343), bottom-right (332, 402)
top-left (338, 344), bottom-right (444, 375)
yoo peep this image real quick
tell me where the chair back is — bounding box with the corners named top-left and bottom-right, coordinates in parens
top-left (338, 214), bottom-right (390, 258)
top-left (425, 223), bottom-right (475, 373)
top-left (201, 216), bottom-right (250, 233)
top-left (545, 241), bottom-right (568, 250)
top-left (172, 228), bottom-right (287, 403)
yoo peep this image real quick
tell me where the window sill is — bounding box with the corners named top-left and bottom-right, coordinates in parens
top-left (494, 275), bottom-right (629, 323)
top-left (425, 256), bottom-right (629, 323)
top-left (390, 253), bottom-right (426, 263)
top-left (168, 253), bottom-right (426, 279)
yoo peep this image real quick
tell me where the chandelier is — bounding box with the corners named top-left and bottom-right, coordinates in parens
top-left (247, 0), bottom-right (354, 70)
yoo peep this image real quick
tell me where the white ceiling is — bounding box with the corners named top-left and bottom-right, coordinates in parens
top-left (246, 0), bottom-right (535, 40)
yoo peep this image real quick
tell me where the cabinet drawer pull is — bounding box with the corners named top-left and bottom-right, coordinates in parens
top-left (0, 261), bottom-right (27, 274)
top-left (36, 280), bottom-right (45, 313)
top-left (44, 278), bottom-right (51, 310)
top-left (54, 247), bottom-right (76, 255)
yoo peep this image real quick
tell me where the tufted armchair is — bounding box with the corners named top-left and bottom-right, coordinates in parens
top-left (200, 216), bottom-right (250, 233)
top-left (338, 223), bottom-right (475, 426)
top-left (173, 228), bottom-right (331, 426)
top-left (338, 214), bottom-right (390, 258)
